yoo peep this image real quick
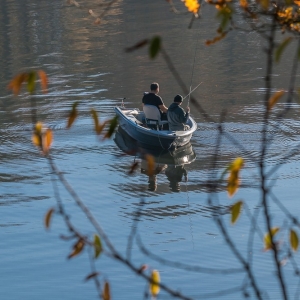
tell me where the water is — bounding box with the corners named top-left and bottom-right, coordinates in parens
top-left (1, 0), bottom-right (300, 299)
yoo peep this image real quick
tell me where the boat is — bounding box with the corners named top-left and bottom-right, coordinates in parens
top-left (114, 106), bottom-right (197, 149)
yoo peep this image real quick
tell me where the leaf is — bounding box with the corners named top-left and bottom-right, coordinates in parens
top-left (217, 7), bottom-right (232, 31)
top-left (264, 227), bottom-right (280, 251)
top-left (32, 133), bottom-right (42, 148)
top-left (27, 71), bottom-right (36, 94)
top-left (103, 116), bottom-right (118, 139)
top-left (7, 73), bottom-right (28, 95)
top-left (259, 0), bottom-right (269, 10)
top-left (68, 239), bottom-right (85, 259)
top-left (149, 36), bottom-right (161, 59)
top-left (227, 158), bottom-right (244, 198)
top-left (38, 70), bottom-right (48, 93)
top-left (84, 272), bottom-right (100, 282)
top-left (145, 154), bottom-right (155, 176)
top-left (44, 208), bottom-right (54, 229)
top-left (91, 109), bottom-right (99, 131)
top-left (231, 201), bottom-right (243, 224)
top-left (182, 0), bottom-right (200, 14)
top-left (102, 281), bottom-right (111, 300)
top-left (94, 234), bottom-right (103, 259)
top-left (67, 102), bottom-right (79, 129)
top-left (268, 90), bottom-right (285, 111)
top-left (150, 269), bottom-right (160, 297)
top-left (42, 129), bottom-right (53, 154)
top-left (290, 229), bottom-right (299, 252)
top-left (125, 39), bottom-right (149, 53)
top-left (275, 37), bottom-right (292, 62)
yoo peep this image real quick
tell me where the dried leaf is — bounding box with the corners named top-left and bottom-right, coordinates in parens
top-left (149, 36), bottom-right (161, 59)
top-left (231, 201), bottom-right (243, 224)
top-left (84, 272), bottom-right (100, 281)
top-left (290, 229), bottom-right (299, 252)
top-left (94, 234), bottom-right (103, 259)
top-left (268, 90), bottom-right (285, 111)
top-left (67, 102), bottom-right (79, 129)
top-left (44, 208), bottom-right (54, 229)
top-left (125, 39), bottom-right (149, 53)
top-left (102, 281), bottom-right (111, 300)
top-left (7, 73), bottom-right (28, 95)
top-left (264, 227), bottom-right (280, 251)
top-left (150, 269), bottom-right (160, 297)
top-left (68, 239), bottom-right (85, 259)
top-left (38, 70), bottom-right (48, 93)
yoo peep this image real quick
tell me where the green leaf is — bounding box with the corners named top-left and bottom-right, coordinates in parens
top-left (149, 36), bottom-right (161, 59)
top-left (27, 71), bottom-right (36, 94)
top-left (94, 234), bottom-right (103, 258)
top-left (230, 201), bottom-right (243, 224)
top-left (103, 116), bottom-right (118, 139)
top-left (217, 6), bottom-right (232, 31)
top-left (290, 229), bottom-right (299, 252)
top-left (275, 37), bottom-right (292, 62)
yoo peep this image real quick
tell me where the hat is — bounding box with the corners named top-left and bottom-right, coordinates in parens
top-left (174, 94), bottom-right (183, 103)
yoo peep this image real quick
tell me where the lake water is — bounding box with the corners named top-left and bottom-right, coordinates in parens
top-left (1, 0), bottom-right (300, 299)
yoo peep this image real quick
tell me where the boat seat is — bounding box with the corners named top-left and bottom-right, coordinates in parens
top-left (143, 105), bottom-right (168, 130)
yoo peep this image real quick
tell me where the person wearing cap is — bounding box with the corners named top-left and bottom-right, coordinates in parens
top-left (142, 82), bottom-right (168, 120)
top-left (167, 94), bottom-right (190, 131)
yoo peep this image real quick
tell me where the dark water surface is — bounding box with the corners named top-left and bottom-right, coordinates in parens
top-left (1, 1), bottom-right (300, 299)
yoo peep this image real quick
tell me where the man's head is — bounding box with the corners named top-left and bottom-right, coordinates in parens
top-left (174, 94), bottom-right (183, 104)
top-left (150, 82), bottom-right (159, 93)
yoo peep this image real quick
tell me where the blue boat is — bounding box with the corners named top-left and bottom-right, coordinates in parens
top-left (114, 106), bottom-right (197, 149)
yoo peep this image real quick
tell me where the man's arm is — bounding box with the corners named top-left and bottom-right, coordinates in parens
top-left (159, 104), bottom-right (168, 113)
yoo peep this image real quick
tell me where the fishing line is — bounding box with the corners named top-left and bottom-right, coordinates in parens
top-left (187, 27), bottom-right (201, 108)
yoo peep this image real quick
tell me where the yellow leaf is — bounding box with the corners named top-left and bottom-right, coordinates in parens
top-left (268, 91), bottom-right (285, 111)
top-left (231, 201), bottom-right (243, 224)
top-left (150, 270), bottom-right (160, 297)
top-left (42, 129), bottom-right (53, 154)
top-left (44, 208), bottom-right (54, 229)
top-left (102, 281), bottom-right (111, 300)
top-left (290, 229), bottom-right (299, 251)
top-left (230, 157), bottom-right (244, 172)
top-left (94, 234), bottom-right (103, 259)
top-left (227, 171), bottom-right (239, 197)
top-left (264, 227), bottom-right (280, 251)
top-left (32, 133), bottom-right (42, 148)
top-left (182, 0), bottom-right (200, 14)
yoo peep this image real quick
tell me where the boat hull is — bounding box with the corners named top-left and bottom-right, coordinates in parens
top-left (114, 106), bottom-right (197, 149)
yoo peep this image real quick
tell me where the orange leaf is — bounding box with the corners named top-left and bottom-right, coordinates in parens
top-left (68, 239), bottom-right (85, 259)
top-left (67, 102), bottom-right (79, 129)
top-left (42, 129), bottom-right (53, 154)
top-left (268, 90), bottom-right (285, 111)
top-left (8, 73), bottom-right (28, 95)
top-left (38, 70), bottom-right (48, 93)
top-left (145, 154), bottom-right (155, 176)
top-left (102, 281), bottom-right (111, 300)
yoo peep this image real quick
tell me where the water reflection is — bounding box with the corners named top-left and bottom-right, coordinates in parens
top-left (114, 126), bottom-right (196, 192)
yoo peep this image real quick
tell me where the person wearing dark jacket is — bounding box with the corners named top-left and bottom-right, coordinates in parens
top-left (167, 94), bottom-right (190, 131)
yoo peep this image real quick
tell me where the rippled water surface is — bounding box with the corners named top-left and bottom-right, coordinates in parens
top-left (1, 1), bottom-right (300, 299)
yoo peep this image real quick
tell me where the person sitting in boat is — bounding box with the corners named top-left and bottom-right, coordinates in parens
top-left (167, 94), bottom-right (190, 131)
top-left (142, 82), bottom-right (168, 121)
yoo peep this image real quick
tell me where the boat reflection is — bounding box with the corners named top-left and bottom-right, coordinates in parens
top-left (114, 127), bottom-right (196, 192)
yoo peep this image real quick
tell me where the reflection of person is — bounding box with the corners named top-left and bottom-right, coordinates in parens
top-left (165, 165), bottom-right (188, 192)
top-left (141, 160), bottom-right (167, 191)
top-left (142, 82), bottom-right (168, 120)
top-left (167, 94), bottom-right (190, 131)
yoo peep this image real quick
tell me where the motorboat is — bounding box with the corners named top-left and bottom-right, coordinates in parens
top-left (114, 106), bottom-right (197, 149)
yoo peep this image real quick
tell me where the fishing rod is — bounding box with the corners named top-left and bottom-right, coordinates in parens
top-left (182, 82), bottom-right (202, 101)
